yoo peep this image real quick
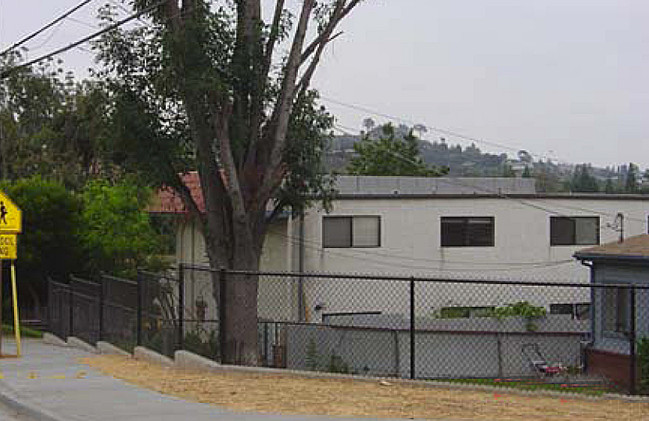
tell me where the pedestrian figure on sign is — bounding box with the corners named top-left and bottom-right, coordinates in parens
top-left (0, 201), bottom-right (7, 225)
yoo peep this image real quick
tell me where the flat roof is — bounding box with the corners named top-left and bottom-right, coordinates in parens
top-left (334, 193), bottom-right (649, 201)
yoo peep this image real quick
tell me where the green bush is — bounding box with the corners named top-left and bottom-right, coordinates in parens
top-left (78, 178), bottom-right (165, 277)
top-left (638, 337), bottom-right (649, 394)
top-left (1, 176), bottom-right (82, 317)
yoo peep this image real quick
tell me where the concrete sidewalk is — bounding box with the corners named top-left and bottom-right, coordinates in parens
top-left (0, 339), bottom-right (427, 421)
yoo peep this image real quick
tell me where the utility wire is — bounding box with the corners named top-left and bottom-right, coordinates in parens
top-left (0, 0), bottom-right (166, 79)
top-left (332, 124), bottom-right (648, 224)
top-left (0, 0), bottom-right (95, 58)
top-left (324, 96), bottom-right (565, 164)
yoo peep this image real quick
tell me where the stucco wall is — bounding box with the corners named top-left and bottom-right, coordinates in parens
top-left (298, 197), bottom-right (649, 314)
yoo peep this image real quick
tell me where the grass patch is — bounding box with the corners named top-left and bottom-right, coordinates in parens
top-left (2, 324), bottom-right (44, 338)
top-left (437, 377), bottom-right (610, 396)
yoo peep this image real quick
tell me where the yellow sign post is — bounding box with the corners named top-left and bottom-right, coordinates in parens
top-left (0, 190), bottom-right (22, 357)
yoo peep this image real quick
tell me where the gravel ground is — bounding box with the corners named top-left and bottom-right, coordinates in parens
top-left (81, 355), bottom-right (649, 421)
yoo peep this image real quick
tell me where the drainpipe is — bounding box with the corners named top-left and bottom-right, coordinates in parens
top-left (298, 211), bottom-right (305, 322)
top-left (579, 259), bottom-right (595, 371)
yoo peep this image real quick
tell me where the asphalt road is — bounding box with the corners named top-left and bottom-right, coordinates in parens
top-left (0, 401), bottom-right (30, 420)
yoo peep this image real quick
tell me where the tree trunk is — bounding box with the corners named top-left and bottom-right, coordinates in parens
top-left (209, 234), bottom-right (261, 366)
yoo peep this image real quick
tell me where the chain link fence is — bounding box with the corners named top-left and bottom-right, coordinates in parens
top-left (48, 266), bottom-right (649, 395)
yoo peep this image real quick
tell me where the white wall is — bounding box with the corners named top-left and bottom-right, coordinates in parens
top-left (174, 218), bottom-right (294, 324)
top-left (298, 197), bottom-right (649, 316)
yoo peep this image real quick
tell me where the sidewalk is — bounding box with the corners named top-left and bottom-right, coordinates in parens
top-left (0, 339), bottom-right (424, 421)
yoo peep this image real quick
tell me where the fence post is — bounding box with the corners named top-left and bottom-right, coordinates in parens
top-left (219, 267), bottom-right (227, 363)
top-left (98, 280), bottom-right (104, 342)
top-left (47, 278), bottom-right (52, 334)
top-left (629, 285), bottom-right (637, 395)
top-left (68, 282), bottom-right (74, 338)
top-left (410, 277), bottom-right (416, 380)
top-left (178, 264), bottom-right (185, 351)
top-left (136, 271), bottom-right (143, 346)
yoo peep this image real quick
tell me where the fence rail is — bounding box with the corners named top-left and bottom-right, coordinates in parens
top-left (47, 266), bottom-right (649, 395)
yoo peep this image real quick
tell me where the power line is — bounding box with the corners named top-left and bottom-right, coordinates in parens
top-left (0, 0), bottom-right (166, 80)
top-left (332, 123), bottom-right (648, 225)
top-left (0, 0), bottom-right (95, 58)
top-left (323, 96), bottom-right (563, 164)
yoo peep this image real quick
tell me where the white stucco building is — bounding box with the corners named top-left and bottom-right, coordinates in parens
top-left (152, 175), bottom-right (649, 322)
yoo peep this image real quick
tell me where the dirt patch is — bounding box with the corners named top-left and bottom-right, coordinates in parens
top-left (81, 355), bottom-right (649, 420)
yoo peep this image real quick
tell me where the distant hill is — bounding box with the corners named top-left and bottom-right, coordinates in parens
top-left (326, 125), bottom-right (646, 193)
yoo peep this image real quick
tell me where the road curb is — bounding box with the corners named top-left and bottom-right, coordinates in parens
top-left (134, 346), bottom-right (174, 367)
top-left (67, 337), bottom-right (98, 354)
top-left (97, 341), bottom-right (131, 357)
top-left (0, 379), bottom-right (65, 421)
top-left (42, 333), bottom-right (67, 348)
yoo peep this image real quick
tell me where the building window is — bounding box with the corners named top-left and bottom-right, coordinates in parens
top-left (550, 216), bottom-right (599, 246)
top-left (323, 216), bottom-right (380, 248)
top-left (441, 217), bottom-right (494, 247)
top-left (550, 303), bottom-right (590, 320)
top-left (603, 287), bottom-right (631, 335)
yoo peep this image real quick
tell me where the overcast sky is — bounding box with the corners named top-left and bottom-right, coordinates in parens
top-left (1, 0), bottom-right (648, 168)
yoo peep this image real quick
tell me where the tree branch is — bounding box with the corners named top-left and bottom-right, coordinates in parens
top-left (299, 0), bottom-right (361, 64)
top-left (257, 0), bottom-right (315, 205)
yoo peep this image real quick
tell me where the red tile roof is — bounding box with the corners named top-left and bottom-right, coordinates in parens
top-left (148, 171), bottom-right (205, 214)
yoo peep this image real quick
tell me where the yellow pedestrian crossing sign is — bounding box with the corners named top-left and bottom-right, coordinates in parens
top-left (0, 235), bottom-right (17, 260)
top-left (0, 190), bottom-right (21, 234)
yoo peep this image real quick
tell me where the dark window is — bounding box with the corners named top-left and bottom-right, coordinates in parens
top-left (323, 216), bottom-right (380, 248)
top-left (550, 216), bottom-right (599, 246)
top-left (603, 287), bottom-right (631, 335)
top-left (550, 303), bottom-right (590, 320)
top-left (439, 306), bottom-right (495, 319)
top-left (441, 217), bottom-right (494, 247)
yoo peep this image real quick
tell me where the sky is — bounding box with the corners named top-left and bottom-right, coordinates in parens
top-left (1, 0), bottom-right (648, 168)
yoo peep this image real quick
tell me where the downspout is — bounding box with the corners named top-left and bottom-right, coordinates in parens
top-left (298, 211), bottom-right (305, 322)
top-left (580, 259), bottom-right (594, 372)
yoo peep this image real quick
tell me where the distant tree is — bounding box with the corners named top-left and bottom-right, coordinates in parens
top-left (413, 123), bottom-right (428, 139)
top-left (517, 150), bottom-right (533, 164)
top-left (362, 118), bottom-right (376, 133)
top-left (570, 164), bottom-right (599, 192)
top-left (522, 166), bottom-right (532, 178)
top-left (625, 163), bottom-right (639, 193)
top-left (348, 123), bottom-right (448, 177)
top-left (501, 163), bottom-right (516, 178)
top-left (604, 178), bottom-right (616, 194)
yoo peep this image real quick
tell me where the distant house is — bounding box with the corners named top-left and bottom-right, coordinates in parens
top-left (150, 175), bottom-right (649, 322)
top-left (574, 235), bottom-right (649, 391)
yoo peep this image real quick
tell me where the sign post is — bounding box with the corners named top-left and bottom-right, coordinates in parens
top-left (0, 190), bottom-right (22, 357)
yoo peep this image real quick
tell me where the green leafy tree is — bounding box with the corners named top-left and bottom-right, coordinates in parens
top-left (0, 177), bottom-right (81, 316)
top-left (348, 124), bottom-right (447, 176)
top-left (625, 163), bottom-right (639, 193)
top-left (604, 178), bottom-right (616, 194)
top-left (0, 51), bottom-right (109, 188)
top-left (501, 163), bottom-right (516, 178)
top-left (570, 164), bottom-right (599, 193)
top-left (522, 166), bottom-right (532, 178)
top-left (93, 0), bottom-right (363, 364)
top-left (78, 179), bottom-right (162, 277)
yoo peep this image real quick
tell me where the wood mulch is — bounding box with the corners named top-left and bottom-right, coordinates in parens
top-left (80, 355), bottom-right (649, 420)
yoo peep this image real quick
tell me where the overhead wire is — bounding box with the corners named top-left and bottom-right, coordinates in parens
top-left (0, 0), bottom-right (95, 58)
top-left (0, 0), bottom-right (167, 79)
top-left (331, 123), bottom-right (648, 225)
